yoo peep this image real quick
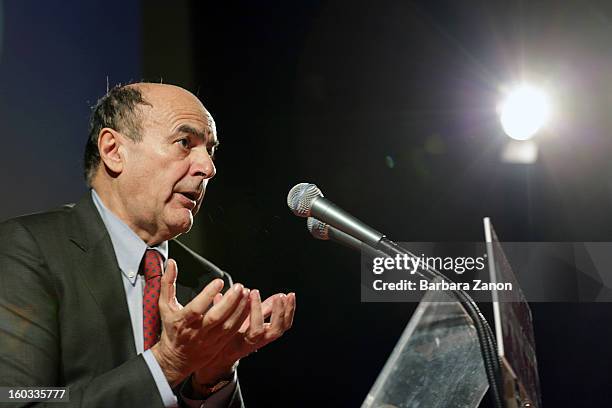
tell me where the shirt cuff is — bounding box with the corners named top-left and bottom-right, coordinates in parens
top-left (180, 371), bottom-right (238, 408)
top-left (142, 349), bottom-right (179, 408)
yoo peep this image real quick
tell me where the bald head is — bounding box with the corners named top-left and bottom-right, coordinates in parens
top-left (127, 82), bottom-right (200, 104)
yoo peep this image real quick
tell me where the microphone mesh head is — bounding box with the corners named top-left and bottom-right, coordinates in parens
top-left (307, 217), bottom-right (329, 240)
top-left (287, 183), bottom-right (323, 217)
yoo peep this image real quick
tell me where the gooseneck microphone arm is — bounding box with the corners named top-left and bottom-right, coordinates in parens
top-left (290, 183), bottom-right (504, 408)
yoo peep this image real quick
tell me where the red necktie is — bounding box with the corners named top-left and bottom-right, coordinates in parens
top-left (141, 249), bottom-right (163, 350)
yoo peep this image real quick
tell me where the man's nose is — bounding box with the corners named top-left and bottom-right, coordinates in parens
top-left (191, 147), bottom-right (216, 180)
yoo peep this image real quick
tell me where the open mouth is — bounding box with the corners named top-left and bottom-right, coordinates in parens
top-left (179, 191), bottom-right (199, 202)
top-left (174, 191), bottom-right (198, 210)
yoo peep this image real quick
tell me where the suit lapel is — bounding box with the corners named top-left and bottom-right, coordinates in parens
top-left (67, 193), bottom-right (136, 362)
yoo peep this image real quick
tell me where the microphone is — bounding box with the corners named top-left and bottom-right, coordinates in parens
top-left (287, 183), bottom-right (385, 247)
top-left (307, 217), bottom-right (387, 258)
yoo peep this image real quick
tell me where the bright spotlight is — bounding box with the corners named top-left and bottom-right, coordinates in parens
top-left (499, 84), bottom-right (550, 140)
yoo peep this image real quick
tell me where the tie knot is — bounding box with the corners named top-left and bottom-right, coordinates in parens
top-left (141, 249), bottom-right (163, 280)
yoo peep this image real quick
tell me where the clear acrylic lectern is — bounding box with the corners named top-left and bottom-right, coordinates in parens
top-left (361, 280), bottom-right (489, 408)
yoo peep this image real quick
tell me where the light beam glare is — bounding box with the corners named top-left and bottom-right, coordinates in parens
top-left (499, 84), bottom-right (551, 140)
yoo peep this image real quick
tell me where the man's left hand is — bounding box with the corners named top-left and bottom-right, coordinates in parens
top-left (192, 289), bottom-right (296, 386)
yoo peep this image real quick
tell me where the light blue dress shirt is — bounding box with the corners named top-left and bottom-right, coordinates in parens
top-left (91, 190), bottom-right (236, 408)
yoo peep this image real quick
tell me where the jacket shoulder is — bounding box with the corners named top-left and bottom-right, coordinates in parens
top-left (0, 204), bottom-right (76, 239)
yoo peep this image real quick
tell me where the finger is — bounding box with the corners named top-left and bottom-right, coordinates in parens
top-left (260, 294), bottom-right (281, 321)
top-left (203, 283), bottom-right (246, 326)
top-left (240, 290), bottom-right (270, 332)
top-left (283, 292), bottom-right (296, 329)
top-left (245, 290), bottom-right (264, 343)
top-left (160, 259), bottom-right (180, 313)
top-left (257, 296), bottom-right (286, 347)
top-left (181, 278), bottom-right (224, 320)
top-left (220, 288), bottom-right (251, 335)
top-left (267, 294), bottom-right (286, 340)
top-left (213, 293), bottom-right (223, 306)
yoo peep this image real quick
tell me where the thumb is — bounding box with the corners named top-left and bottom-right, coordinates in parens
top-left (160, 258), bottom-right (181, 312)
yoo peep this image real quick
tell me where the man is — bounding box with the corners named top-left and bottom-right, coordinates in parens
top-left (0, 83), bottom-right (296, 407)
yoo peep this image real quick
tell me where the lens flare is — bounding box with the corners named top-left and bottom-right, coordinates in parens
top-left (499, 85), bottom-right (551, 140)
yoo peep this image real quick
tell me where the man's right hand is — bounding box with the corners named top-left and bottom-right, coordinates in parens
top-left (150, 259), bottom-right (251, 387)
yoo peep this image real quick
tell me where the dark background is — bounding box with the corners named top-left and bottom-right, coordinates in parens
top-left (3, 1), bottom-right (612, 406)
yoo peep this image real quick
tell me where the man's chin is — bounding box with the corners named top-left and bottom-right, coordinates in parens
top-left (167, 210), bottom-right (194, 237)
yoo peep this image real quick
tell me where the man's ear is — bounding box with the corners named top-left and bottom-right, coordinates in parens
top-left (97, 128), bottom-right (125, 174)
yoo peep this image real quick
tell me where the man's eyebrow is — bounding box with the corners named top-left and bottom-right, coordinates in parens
top-left (176, 124), bottom-right (219, 147)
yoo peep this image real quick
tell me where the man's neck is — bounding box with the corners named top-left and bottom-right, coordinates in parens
top-left (91, 183), bottom-right (167, 246)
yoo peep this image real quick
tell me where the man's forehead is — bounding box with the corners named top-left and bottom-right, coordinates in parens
top-left (130, 83), bottom-right (216, 136)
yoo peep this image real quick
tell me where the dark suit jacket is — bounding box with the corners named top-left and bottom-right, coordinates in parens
top-left (0, 193), bottom-right (244, 407)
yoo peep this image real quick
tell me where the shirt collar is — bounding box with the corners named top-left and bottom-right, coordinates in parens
top-left (91, 189), bottom-right (168, 285)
